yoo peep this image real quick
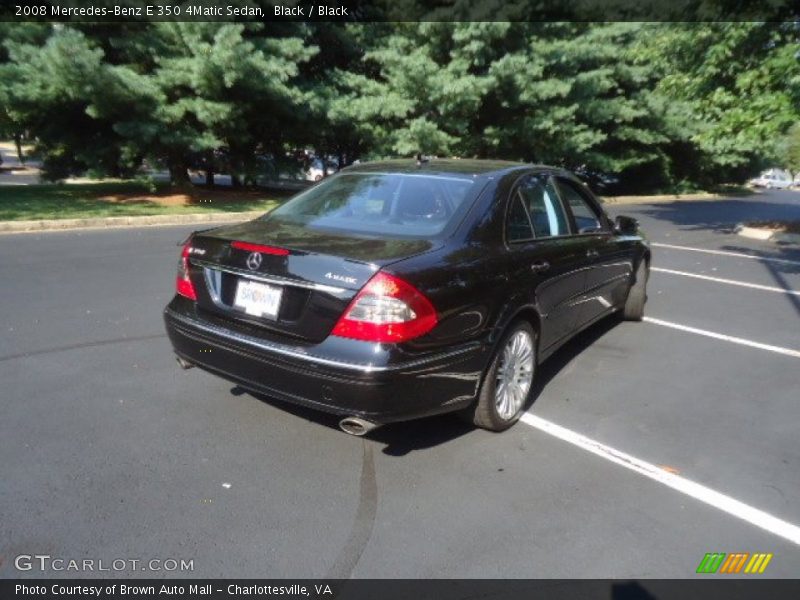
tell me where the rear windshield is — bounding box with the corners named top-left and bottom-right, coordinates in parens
top-left (265, 173), bottom-right (478, 239)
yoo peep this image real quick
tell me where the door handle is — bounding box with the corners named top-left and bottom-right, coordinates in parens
top-left (586, 249), bottom-right (599, 258)
top-left (530, 260), bottom-right (550, 273)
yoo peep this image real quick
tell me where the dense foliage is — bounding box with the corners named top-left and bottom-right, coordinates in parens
top-left (1, 21), bottom-right (798, 192)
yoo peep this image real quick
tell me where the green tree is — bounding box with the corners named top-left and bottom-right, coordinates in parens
top-left (779, 123), bottom-right (800, 178)
top-left (300, 23), bottom-right (378, 169)
top-left (643, 22), bottom-right (800, 185)
top-left (486, 22), bottom-right (674, 189)
top-left (83, 22), bottom-right (317, 185)
top-left (333, 22), bottom-right (677, 191)
top-left (1, 22), bottom-right (316, 183)
top-left (2, 21), bottom-right (797, 192)
top-left (0, 22), bottom-right (50, 162)
top-left (1, 27), bottom-right (134, 179)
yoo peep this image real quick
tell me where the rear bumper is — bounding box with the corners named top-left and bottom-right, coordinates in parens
top-left (164, 298), bottom-right (489, 423)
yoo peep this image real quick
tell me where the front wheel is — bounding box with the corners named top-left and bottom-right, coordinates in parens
top-left (462, 320), bottom-right (536, 432)
top-left (622, 259), bottom-right (648, 321)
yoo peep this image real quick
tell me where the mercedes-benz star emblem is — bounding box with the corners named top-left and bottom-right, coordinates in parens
top-left (246, 252), bottom-right (262, 270)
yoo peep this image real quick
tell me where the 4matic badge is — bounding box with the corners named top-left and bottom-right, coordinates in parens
top-left (325, 272), bottom-right (358, 285)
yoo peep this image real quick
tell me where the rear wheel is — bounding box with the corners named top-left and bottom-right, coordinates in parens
top-left (463, 320), bottom-right (536, 432)
top-left (622, 259), bottom-right (648, 321)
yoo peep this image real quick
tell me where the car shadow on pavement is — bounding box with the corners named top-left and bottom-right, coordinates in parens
top-left (529, 314), bottom-right (621, 400)
top-left (239, 385), bottom-right (475, 456)
top-left (719, 242), bottom-right (800, 318)
top-left (239, 314), bottom-right (624, 456)
top-left (629, 195), bottom-right (800, 317)
top-left (634, 196), bottom-right (800, 235)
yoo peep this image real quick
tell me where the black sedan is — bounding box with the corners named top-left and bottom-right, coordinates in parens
top-left (164, 159), bottom-right (649, 434)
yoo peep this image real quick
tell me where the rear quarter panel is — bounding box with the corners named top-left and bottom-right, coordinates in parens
top-left (384, 176), bottom-right (522, 355)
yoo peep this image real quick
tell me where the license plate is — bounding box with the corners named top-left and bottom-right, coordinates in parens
top-left (233, 279), bottom-right (282, 319)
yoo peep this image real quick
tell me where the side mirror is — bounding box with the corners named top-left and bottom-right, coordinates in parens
top-left (614, 215), bottom-right (638, 236)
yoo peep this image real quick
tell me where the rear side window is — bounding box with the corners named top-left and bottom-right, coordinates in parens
top-left (266, 173), bottom-right (476, 239)
top-left (506, 174), bottom-right (570, 243)
top-left (506, 195), bottom-right (534, 242)
top-left (517, 176), bottom-right (569, 238)
top-left (556, 178), bottom-right (605, 233)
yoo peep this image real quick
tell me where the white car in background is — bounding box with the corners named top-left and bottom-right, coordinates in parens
top-left (305, 157), bottom-right (338, 182)
top-left (749, 169), bottom-right (793, 189)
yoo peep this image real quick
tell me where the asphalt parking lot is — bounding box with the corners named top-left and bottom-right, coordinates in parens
top-left (1, 190), bottom-right (799, 579)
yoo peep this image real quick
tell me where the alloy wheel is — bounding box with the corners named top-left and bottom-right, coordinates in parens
top-left (495, 330), bottom-right (534, 420)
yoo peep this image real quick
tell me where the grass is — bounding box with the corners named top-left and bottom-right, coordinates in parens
top-left (0, 181), bottom-right (291, 221)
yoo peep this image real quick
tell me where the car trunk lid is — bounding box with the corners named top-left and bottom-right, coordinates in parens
top-left (185, 219), bottom-right (439, 343)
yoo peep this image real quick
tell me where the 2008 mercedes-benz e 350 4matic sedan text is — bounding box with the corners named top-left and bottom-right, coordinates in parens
top-left (164, 159), bottom-right (650, 435)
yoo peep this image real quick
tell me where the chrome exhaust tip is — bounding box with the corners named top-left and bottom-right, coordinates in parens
top-left (175, 356), bottom-right (195, 370)
top-left (339, 417), bottom-right (380, 437)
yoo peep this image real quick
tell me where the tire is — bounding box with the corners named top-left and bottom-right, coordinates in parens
top-left (622, 259), bottom-right (648, 321)
top-left (462, 320), bottom-right (536, 432)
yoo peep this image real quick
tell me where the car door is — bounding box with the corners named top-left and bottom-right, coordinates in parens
top-left (504, 173), bottom-right (591, 351)
top-left (554, 176), bottom-right (634, 326)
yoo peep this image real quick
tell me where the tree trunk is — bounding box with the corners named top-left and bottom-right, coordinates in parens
top-left (168, 157), bottom-right (190, 186)
top-left (230, 173), bottom-right (242, 188)
top-left (205, 167), bottom-right (215, 187)
top-left (13, 132), bottom-right (25, 165)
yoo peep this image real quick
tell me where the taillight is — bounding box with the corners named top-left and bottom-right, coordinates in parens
top-left (176, 242), bottom-right (197, 300)
top-left (331, 272), bottom-right (437, 343)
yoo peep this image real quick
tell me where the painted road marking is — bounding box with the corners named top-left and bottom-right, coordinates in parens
top-left (520, 413), bottom-right (800, 547)
top-left (643, 317), bottom-right (800, 359)
top-left (651, 243), bottom-right (800, 267)
top-left (651, 267), bottom-right (800, 296)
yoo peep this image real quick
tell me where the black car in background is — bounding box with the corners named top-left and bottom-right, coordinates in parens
top-left (164, 160), bottom-right (649, 434)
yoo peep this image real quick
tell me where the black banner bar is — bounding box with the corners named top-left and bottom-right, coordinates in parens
top-left (2, 0), bottom-right (799, 22)
top-left (3, 580), bottom-right (800, 600)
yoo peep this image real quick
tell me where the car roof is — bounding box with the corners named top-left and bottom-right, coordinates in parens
top-left (341, 158), bottom-right (562, 179)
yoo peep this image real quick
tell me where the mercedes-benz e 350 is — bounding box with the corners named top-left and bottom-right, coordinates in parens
top-left (164, 160), bottom-right (649, 435)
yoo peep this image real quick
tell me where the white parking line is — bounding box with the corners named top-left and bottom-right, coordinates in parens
top-left (521, 413), bottom-right (800, 546)
top-left (651, 267), bottom-right (800, 296)
top-left (651, 243), bottom-right (800, 266)
top-left (643, 317), bottom-right (800, 359)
